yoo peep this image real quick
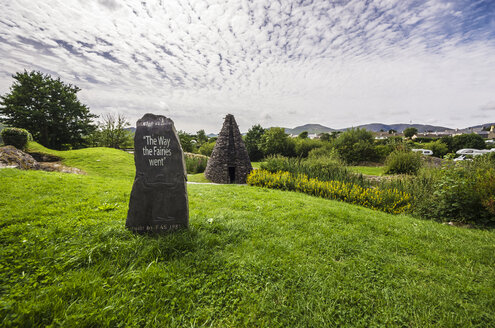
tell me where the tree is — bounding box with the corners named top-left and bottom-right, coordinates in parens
top-left (318, 132), bottom-right (331, 142)
top-left (260, 127), bottom-right (295, 157)
top-left (332, 128), bottom-right (377, 164)
top-left (195, 129), bottom-right (208, 147)
top-left (452, 133), bottom-right (486, 151)
top-left (178, 130), bottom-right (194, 152)
top-left (97, 113), bottom-right (133, 149)
top-left (298, 131), bottom-right (308, 139)
top-left (403, 127), bottom-right (418, 138)
top-left (0, 70), bottom-right (97, 149)
top-left (245, 124), bottom-right (266, 161)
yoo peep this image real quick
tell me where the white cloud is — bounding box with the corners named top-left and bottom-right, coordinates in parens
top-left (0, 0), bottom-right (494, 132)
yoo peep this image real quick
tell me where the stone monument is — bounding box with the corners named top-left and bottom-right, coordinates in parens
top-left (126, 113), bottom-right (188, 233)
top-left (204, 114), bottom-right (252, 184)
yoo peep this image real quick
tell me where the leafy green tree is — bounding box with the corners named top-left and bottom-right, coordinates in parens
top-left (426, 140), bottom-right (449, 158)
top-left (260, 127), bottom-right (295, 157)
top-left (298, 131), bottom-right (308, 139)
top-left (198, 141), bottom-right (215, 157)
top-left (332, 128), bottom-right (377, 164)
top-left (195, 129), bottom-right (208, 147)
top-left (0, 70), bottom-right (97, 149)
top-left (452, 133), bottom-right (486, 151)
top-left (440, 135), bottom-right (454, 152)
top-left (95, 113), bottom-right (133, 149)
top-left (178, 130), bottom-right (194, 152)
top-left (403, 127), bottom-right (418, 138)
top-left (245, 124), bottom-right (266, 161)
top-left (318, 132), bottom-right (331, 142)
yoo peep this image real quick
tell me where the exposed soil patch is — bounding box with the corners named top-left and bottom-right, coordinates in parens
top-left (0, 145), bottom-right (84, 174)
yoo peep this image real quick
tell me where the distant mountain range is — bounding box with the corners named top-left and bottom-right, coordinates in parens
top-left (284, 122), bottom-right (495, 135)
top-left (350, 123), bottom-right (450, 133)
top-left (124, 122), bottom-right (495, 137)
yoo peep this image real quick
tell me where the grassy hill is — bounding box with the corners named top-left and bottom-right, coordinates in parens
top-left (0, 143), bottom-right (494, 327)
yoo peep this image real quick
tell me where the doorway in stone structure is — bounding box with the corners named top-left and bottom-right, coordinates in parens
top-left (228, 167), bottom-right (236, 183)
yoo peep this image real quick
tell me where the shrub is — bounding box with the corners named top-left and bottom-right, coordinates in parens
top-left (260, 127), bottom-right (295, 157)
top-left (307, 145), bottom-right (339, 160)
top-left (293, 138), bottom-right (322, 158)
top-left (0, 127), bottom-right (31, 150)
top-left (425, 140), bottom-right (449, 158)
top-left (261, 155), bottom-right (366, 186)
top-left (332, 128), bottom-right (378, 164)
top-left (198, 141), bottom-right (215, 157)
top-left (384, 150), bottom-right (422, 175)
top-left (184, 153), bottom-right (208, 174)
top-left (386, 157), bottom-right (495, 225)
top-left (247, 170), bottom-right (411, 214)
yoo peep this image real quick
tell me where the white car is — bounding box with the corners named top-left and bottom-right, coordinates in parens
top-left (456, 148), bottom-right (495, 156)
top-left (412, 149), bottom-right (433, 156)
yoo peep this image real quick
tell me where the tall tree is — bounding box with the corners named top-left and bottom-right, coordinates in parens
top-left (260, 127), bottom-right (295, 157)
top-left (0, 70), bottom-right (97, 149)
top-left (403, 127), bottom-right (418, 138)
top-left (245, 124), bottom-right (265, 161)
top-left (98, 113), bottom-right (133, 149)
top-left (195, 129), bottom-right (208, 147)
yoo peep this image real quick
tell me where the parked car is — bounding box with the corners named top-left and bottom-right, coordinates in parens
top-left (456, 148), bottom-right (490, 156)
top-left (412, 149), bottom-right (433, 156)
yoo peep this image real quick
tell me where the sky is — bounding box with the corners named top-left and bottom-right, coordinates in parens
top-left (0, 0), bottom-right (494, 133)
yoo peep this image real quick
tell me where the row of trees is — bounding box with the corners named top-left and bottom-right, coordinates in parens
top-left (242, 125), bottom-right (488, 164)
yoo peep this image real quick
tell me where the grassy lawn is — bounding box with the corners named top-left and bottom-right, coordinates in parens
top-left (187, 173), bottom-right (210, 183)
top-left (349, 165), bottom-right (385, 176)
top-left (1, 144), bottom-right (494, 327)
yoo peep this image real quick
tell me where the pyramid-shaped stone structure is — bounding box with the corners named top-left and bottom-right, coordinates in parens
top-left (204, 114), bottom-right (252, 183)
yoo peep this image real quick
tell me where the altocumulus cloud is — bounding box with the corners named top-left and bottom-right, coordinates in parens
top-left (0, 0), bottom-right (494, 132)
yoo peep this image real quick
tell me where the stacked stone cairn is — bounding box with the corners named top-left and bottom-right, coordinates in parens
top-left (205, 114), bottom-right (252, 184)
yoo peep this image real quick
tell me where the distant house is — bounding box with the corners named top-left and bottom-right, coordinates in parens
top-left (373, 131), bottom-right (402, 140)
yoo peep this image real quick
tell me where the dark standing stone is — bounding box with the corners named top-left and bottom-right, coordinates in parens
top-left (204, 114), bottom-right (252, 183)
top-left (126, 113), bottom-right (188, 233)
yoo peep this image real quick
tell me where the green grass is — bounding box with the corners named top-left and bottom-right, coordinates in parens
top-left (1, 145), bottom-right (494, 327)
top-left (187, 173), bottom-right (210, 183)
top-left (349, 165), bottom-right (385, 176)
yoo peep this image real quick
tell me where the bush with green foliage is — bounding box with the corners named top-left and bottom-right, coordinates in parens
top-left (260, 127), bottom-right (295, 157)
top-left (261, 154), bottom-right (366, 186)
top-left (384, 150), bottom-right (422, 175)
top-left (0, 127), bottom-right (31, 150)
top-left (381, 154), bottom-right (495, 225)
top-left (0, 70), bottom-right (97, 150)
top-left (293, 138), bottom-right (322, 158)
top-left (247, 170), bottom-right (411, 214)
top-left (332, 128), bottom-right (378, 164)
top-left (198, 141), bottom-right (215, 157)
top-left (425, 140), bottom-right (449, 158)
top-left (184, 153), bottom-right (208, 174)
top-left (452, 133), bottom-right (486, 151)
